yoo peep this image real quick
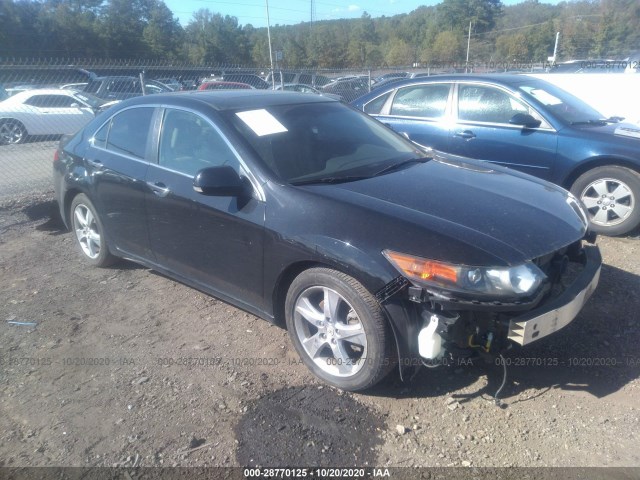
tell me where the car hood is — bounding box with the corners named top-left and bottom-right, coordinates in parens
top-left (568, 121), bottom-right (640, 142)
top-left (300, 155), bottom-right (587, 266)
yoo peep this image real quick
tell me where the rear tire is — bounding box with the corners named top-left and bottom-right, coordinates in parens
top-left (0, 119), bottom-right (27, 145)
top-left (571, 166), bottom-right (640, 236)
top-left (70, 194), bottom-right (116, 267)
top-left (285, 268), bottom-right (395, 391)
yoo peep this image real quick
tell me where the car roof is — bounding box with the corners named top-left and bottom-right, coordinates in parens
top-left (89, 76), bottom-right (140, 81)
top-left (114, 90), bottom-right (336, 111)
top-left (373, 73), bottom-right (541, 85)
top-left (357, 74), bottom-right (554, 96)
top-left (6, 88), bottom-right (77, 101)
top-left (201, 81), bottom-right (252, 86)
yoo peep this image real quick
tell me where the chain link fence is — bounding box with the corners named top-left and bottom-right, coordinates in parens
top-left (0, 57), bottom-right (568, 200)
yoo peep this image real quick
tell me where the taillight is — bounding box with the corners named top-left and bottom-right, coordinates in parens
top-left (53, 150), bottom-right (59, 162)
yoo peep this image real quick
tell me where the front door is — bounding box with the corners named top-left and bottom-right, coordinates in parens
top-left (449, 83), bottom-right (558, 179)
top-left (145, 107), bottom-right (265, 309)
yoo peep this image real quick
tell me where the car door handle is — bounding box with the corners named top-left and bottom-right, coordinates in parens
top-left (85, 158), bottom-right (103, 170)
top-left (454, 130), bottom-right (476, 140)
top-left (147, 181), bottom-right (171, 197)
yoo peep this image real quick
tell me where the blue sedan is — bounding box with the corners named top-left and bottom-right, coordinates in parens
top-left (352, 75), bottom-right (640, 236)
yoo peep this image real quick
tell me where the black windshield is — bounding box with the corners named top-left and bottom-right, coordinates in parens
top-left (225, 102), bottom-right (426, 183)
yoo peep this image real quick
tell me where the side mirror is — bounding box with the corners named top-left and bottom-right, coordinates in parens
top-left (70, 102), bottom-right (80, 108)
top-left (193, 165), bottom-right (246, 197)
top-left (509, 113), bottom-right (542, 128)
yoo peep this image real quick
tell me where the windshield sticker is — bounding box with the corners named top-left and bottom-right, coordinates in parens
top-left (529, 89), bottom-right (562, 106)
top-left (236, 109), bottom-right (288, 136)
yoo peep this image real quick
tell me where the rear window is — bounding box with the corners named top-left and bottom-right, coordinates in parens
top-left (97, 107), bottom-right (154, 159)
top-left (389, 84), bottom-right (450, 118)
top-left (363, 92), bottom-right (392, 114)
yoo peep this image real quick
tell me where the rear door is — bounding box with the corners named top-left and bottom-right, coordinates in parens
top-left (86, 106), bottom-right (155, 259)
top-left (367, 82), bottom-right (453, 151)
top-left (449, 82), bottom-right (558, 179)
top-left (144, 107), bottom-right (266, 309)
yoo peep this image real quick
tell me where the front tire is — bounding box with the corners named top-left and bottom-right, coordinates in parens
top-left (285, 268), bottom-right (395, 391)
top-left (0, 119), bottom-right (27, 145)
top-left (70, 194), bottom-right (115, 267)
top-left (571, 166), bottom-right (640, 236)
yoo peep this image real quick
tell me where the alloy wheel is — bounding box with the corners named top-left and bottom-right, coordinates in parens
top-left (73, 204), bottom-right (102, 259)
top-left (293, 286), bottom-right (368, 377)
top-left (580, 177), bottom-right (634, 227)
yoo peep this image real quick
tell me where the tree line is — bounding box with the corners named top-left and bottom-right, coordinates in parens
top-left (0, 0), bottom-right (638, 67)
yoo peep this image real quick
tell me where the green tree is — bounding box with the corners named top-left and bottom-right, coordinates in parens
top-left (495, 33), bottom-right (530, 61)
top-left (97, 0), bottom-right (150, 57)
top-left (385, 38), bottom-right (413, 66)
top-left (143, 2), bottom-right (183, 59)
top-left (424, 30), bottom-right (464, 63)
top-left (348, 12), bottom-right (378, 66)
top-left (183, 10), bottom-right (248, 64)
top-left (438, 0), bottom-right (503, 33)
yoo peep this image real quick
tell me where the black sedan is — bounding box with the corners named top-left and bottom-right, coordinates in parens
top-left (54, 91), bottom-right (601, 391)
top-left (352, 75), bottom-right (640, 236)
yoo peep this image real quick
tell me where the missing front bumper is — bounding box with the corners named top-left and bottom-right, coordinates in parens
top-left (508, 246), bottom-right (602, 346)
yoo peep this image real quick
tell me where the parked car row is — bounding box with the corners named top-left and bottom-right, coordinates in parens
top-left (0, 73), bottom-right (178, 145)
top-left (6, 72), bottom-right (640, 237)
top-left (0, 89), bottom-right (116, 145)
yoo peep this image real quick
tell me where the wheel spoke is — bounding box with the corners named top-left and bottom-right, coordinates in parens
top-left (301, 332), bottom-right (327, 359)
top-left (581, 196), bottom-right (600, 209)
top-left (590, 180), bottom-right (609, 197)
top-left (296, 297), bottom-right (324, 325)
top-left (330, 341), bottom-right (352, 374)
top-left (611, 203), bottom-right (632, 219)
top-left (592, 207), bottom-right (610, 225)
top-left (85, 208), bottom-right (95, 227)
top-left (323, 288), bottom-right (341, 322)
top-left (336, 322), bottom-right (367, 347)
top-left (88, 230), bottom-right (101, 243)
top-left (74, 207), bottom-right (87, 228)
top-left (610, 183), bottom-right (631, 201)
top-left (87, 236), bottom-right (97, 257)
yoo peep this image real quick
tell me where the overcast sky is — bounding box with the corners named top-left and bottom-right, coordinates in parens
top-left (163, 0), bottom-right (562, 28)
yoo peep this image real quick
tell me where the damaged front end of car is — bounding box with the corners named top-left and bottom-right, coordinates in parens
top-left (377, 234), bottom-right (602, 378)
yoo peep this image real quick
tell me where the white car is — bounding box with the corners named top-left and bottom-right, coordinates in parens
top-left (0, 89), bottom-right (113, 145)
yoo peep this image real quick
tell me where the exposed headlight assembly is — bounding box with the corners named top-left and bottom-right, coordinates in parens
top-left (383, 250), bottom-right (546, 299)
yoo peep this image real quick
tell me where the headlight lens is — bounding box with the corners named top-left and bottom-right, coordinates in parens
top-left (383, 250), bottom-right (546, 299)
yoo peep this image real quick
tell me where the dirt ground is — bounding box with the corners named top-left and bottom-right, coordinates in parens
top-left (1, 191), bottom-right (639, 471)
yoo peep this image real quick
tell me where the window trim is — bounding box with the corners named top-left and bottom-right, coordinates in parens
top-left (89, 103), bottom-right (265, 202)
top-left (89, 105), bottom-right (156, 163)
top-left (154, 105), bottom-right (265, 202)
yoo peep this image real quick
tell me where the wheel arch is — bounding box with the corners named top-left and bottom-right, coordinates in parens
top-left (62, 188), bottom-right (84, 229)
top-left (561, 156), bottom-right (640, 190)
top-left (0, 117), bottom-right (28, 143)
top-left (270, 259), bottom-right (404, 379)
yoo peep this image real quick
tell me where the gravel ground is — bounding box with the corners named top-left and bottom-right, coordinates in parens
top-left (0, 191), bottom-right (639, 471)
